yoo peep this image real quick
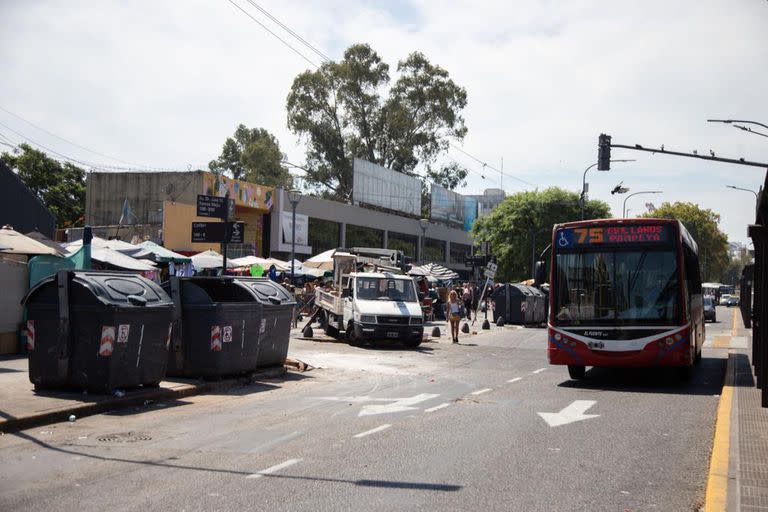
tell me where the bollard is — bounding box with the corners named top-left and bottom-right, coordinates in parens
top-left (482, 319), bottom-right (490, 330)
top-left (496, 316), bottom-right (505, 327)
top-left (303, 325), bottom-right (313, 338)
top-left (431, 326), bottom-right (441, 338)
top-left (461, 322), bottom-right (470, 334)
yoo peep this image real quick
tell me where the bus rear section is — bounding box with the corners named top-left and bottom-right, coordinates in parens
top-left (547, 219), bottom-right (703, 379)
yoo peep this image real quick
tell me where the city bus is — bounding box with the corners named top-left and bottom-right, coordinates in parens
top-left (546, 218), bottom-right (704, 380)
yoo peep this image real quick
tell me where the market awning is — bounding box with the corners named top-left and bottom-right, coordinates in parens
top-left (90, 247), bottom-right (157, 271)
top-left (191, 250), bottom-right (236, 269)
top-left (0, 226), bottom-right (62, 256)
top-left (136, 241), bottom-right (192, 263)
top-left (408, 263), bottom-right (459, 281)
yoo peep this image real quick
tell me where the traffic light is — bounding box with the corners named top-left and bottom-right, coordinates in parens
top-left (597, 133), bottom-right (611, 171)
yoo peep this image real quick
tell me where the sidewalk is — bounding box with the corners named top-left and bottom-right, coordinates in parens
top-left (0, 355), bottom-right (286, 434)
top-left (705, 308), bottom-right (768, 512)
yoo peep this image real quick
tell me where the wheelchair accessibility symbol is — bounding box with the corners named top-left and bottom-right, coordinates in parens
top-left (557, 230), bottom-right (573, 248)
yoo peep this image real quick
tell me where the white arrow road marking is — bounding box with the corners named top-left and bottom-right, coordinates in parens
top-left (353, 424), bottom-right (391, 438)
top-left (246, 458), bottom-right (302, 479)
top-left (532, 368), bottom-right (547, 374)
top-left (470, 388), bottom-right (492, 396)
top-left (358, 393), bottom-right (440, 417)
top-left (507, 377), bottom-right (523, 383)
top-left (537, 400), bottom-right (599, 427)
top-left (424, 403), bottom-right (451, 413)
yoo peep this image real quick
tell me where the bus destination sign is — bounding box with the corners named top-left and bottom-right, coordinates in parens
top-left (556, 225), bottom-right (670, 248)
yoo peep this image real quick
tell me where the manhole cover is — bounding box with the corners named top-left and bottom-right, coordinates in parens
top-left (96, 432), bottom-right (152, 443)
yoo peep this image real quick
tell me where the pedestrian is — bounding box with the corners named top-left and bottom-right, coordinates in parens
top-left (268, 264), bottom-right (277, 282)
top-left (446, 290), bottom-right (462, 343)
top-left (462, 283), bottom-right (473, 320)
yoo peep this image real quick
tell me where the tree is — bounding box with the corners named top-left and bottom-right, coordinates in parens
top-left (0, 144), bottom-right (85, 226)
top-left (642, 202), bottom-right (729, 281)
top-left (472, 187), bottom-right (610, 282)
top-left (286, 43), bottom-right (468, 201)
top-left (208, 125), bottom-right (293, 188)
top-left (722, 249), bottom-right (752, 286)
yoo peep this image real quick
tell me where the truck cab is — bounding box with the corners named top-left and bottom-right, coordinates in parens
top-left (343, 272), bottom-right (424, 347)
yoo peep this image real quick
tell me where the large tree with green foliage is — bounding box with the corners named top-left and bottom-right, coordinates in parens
top-left (1, 144), bottom-right (85, 226)
top-left (208, 124), bottom-right (293, 188)
top-left (286, 43), bottom-right (468, 201)
top-left (472, 187), bottom-right (610, 282)
top-left (642, 202), bottom-right (729, 281)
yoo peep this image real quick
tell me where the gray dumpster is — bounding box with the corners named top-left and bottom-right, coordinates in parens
top-left (23, 270), bottom-right (174, 392)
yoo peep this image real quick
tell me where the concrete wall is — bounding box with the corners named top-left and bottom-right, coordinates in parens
top-left (86, 171), bottom-right (204, 226)
top-left (270, 189), bottom-right (473, 269)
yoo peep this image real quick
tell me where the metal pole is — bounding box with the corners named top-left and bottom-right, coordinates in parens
top-left (222, 223), bottom-right (228, 273)
top-left (581, 163), bottom-right (596, 220)
top-left (291, 202), bottom-right (296, 281)
top-left (531, 228), bottom-right (536, 279)
top-left (623, 191), bottom-right (662, 217)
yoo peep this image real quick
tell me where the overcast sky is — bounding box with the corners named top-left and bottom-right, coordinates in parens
top-left (1, 0), bottom-right (767, 244)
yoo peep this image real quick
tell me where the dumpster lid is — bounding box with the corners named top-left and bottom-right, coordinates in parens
top-left (23, 271), bottom-right (172, 307)
top-left (236, 277), bottom-right (296, 305)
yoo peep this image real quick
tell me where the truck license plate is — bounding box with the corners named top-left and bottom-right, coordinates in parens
top-left (386, 331), bottom-right (399, 338)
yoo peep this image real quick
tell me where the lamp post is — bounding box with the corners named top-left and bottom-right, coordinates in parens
top-left (708, 119), bottom-right (768, 139)
top-left (623, 191), bottom-right (662, 217)
top-left (287, 190), bottom-right (302, 281)
top-left (419, 218), bottom-right (429, 263)
top-left (726, 185), bottom-right (759, 212)
top-left (581, 159), bottom-right (635, 220)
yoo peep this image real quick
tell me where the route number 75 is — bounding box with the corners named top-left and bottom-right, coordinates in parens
top-left (573, 228), bottom-right (604, 244)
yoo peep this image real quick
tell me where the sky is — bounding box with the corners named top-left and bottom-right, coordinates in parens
top-left (1, 0), bottom-right (767, 244)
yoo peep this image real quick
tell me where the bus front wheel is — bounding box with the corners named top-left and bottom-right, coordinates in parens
top-left (567, 365), bottom-right (586, 380)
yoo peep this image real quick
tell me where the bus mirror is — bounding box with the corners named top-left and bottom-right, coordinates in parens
top-left (534, 261), bottom-right (547, 286)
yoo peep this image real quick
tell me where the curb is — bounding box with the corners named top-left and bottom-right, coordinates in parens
top-left (0, 366), bottom-right (287, 434)
top-left (703, 352), bottom-right (736, 511)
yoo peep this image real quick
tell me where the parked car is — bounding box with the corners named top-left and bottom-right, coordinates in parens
top-left (703, 296), bottom-right (716, 322)
top-left (719, 294), bottom-right (732, 306)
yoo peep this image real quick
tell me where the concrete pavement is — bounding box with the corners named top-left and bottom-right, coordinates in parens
top-left (0, 317), bottom-right (735, 511)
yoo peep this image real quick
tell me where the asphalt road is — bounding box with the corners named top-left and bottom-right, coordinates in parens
top-left (0, 310), bottom-right (733, 511)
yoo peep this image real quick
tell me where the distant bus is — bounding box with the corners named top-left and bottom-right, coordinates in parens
top-left (547, 218), bottom-right (704, 379)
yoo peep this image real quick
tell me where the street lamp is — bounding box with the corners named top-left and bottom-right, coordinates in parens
top-left (419, 218), bottom-right (429, 263)
top-left (581, 159), bottom-right (635, 220)
top-left (623, 191), bottom-right (662, 217)
top-left (726, 185), bottom-right (759, 211)
top-left (708, 119), bottom-right (768, 138)
top-left (287, 190), bottom-right (302, 281)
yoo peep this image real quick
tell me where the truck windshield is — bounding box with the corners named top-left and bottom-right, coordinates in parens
top-left (355, 277), bottom-right (417, 302)
top-left (553, 249), bottom-right (679, 326)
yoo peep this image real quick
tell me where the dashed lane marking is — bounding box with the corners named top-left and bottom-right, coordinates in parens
top-left (507, 377), bottom-right (523, 383)
top-left (246, 458), bottom-right (303, 479)
top-left (470, 388), bottom-right (492, 396)
top-left (353, 424), bottom-right (391, 438)
top-left (424, 403), bottom-right (451, 413)
top-left (532, 368), bottom-right (547, 374)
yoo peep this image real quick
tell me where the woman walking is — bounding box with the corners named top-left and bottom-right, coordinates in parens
top-left (446, 290), bottom-right (462, 343)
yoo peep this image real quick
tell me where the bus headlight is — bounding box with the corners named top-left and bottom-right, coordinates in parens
top-left (554, 333), bottom-right (562, 341)
top-left (665, 337), bottom-right (674, 346)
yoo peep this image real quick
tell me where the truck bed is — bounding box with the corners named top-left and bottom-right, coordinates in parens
top-left (315, 288), bottom-right (344, 315)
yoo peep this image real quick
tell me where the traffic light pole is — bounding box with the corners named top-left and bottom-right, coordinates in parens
top-left (608, 143), bottom-right (768, 169)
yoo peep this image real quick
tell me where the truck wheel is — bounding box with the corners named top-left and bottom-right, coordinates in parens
top-left (324, 316), bottom-right (338, 337)
top-left (402, 337), bottom-right (422, 349)
top-left (347, 321), bottom-right (362, 347)
top-left (567, 365), bottom-right (585, 380)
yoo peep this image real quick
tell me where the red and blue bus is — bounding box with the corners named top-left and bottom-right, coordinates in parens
top-left (547, 218), bottom-right (704, 379)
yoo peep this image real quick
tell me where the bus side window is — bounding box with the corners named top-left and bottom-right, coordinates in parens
top-left (683, 246), bottom-right (702, 295)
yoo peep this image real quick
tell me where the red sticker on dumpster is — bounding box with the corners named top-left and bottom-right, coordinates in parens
top-left (26, 320), bottom-right (35, 350)
top-left (100, 326), bottom-right (116, 356)
top-left (211, 326), bottom-right (222, 352)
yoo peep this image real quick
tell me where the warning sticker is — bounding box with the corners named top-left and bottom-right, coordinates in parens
top-left (26, 320), bottom-right (35, 350)
top-left (100, 326), bottom-right (116, 357)
top-left (117, 324), bottom-right (130, 343)
top-left (211, 325), bottom-right (222, 352)
top-left (223, 325), bottom-right (233, 343)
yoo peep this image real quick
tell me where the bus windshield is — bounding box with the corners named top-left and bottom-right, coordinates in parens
top-left (553, 249), bottom-right (679, 326)
top-left (355, 277), bottom-right (417, 302)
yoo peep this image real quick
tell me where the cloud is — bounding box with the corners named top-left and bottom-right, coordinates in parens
top-left (1, 0), bottom-right (766, 244)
